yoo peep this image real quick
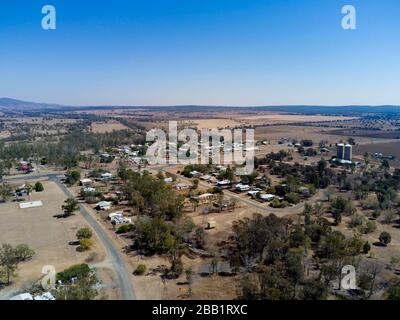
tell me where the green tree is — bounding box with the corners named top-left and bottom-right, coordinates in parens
top-left (0, 244), bottom-right (34, 285)
top-left (55, 267), bottom-right (98, 300)
top-left (14, 244), bottom-right (35, 261)
top-left (134, 264), bottom-right (147, 275)
top-left (189, 196), bottom-right (200, 212)
top-left (34, 181), bottom-right (44, 192)
top-left (76, 227), bottom-right (93, 240)
top-left (62, 198), bottom-right (79, 217)
top-left (65, 170), bottom-right (81, 185)
top-left (0, 183), bottom-right (13, 202)
top-left (185, 267), bottom-right (194, 297)
top-left (78, 239), bottom-right (93, 251)
top-left (387, 279), bottom-right (400, 300)
top-left (330, 197), bottom-right (355, 225)
top-left (379, 232), bottom-right (392, 246)
top-left (381, 160), bottom-right (390, 171)
top-left (191, 179), bottom-right (199, 190)
top-left (364, 152), bottom-right (370, 166)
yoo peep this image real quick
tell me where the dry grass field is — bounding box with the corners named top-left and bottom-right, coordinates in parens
top-left (238, 114), bottom-right (356, 124)
top-left (0, 180), bottom-right (105, 290)
top-left (254, 125), bottom-right (390, 145)
top-left (0, 130), bottom-right (10, 139)
top-left (91, 120), bottom-right (129, 133)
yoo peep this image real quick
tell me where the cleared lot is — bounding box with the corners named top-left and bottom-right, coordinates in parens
top-left (0, 180), bottom-right (104, 289)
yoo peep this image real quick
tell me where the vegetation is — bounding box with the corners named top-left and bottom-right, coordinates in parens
top-left (76, 227), bottom-right (93, 240)
top-left (228, 213), bottom-right (371, 300)
top-left (0, 243), bottom-right (35, 285)
top-left (62, 198), bottom-right (79, 217)
top-left (55, 264), bottom-right (99, 300)
top-left (0, 183), bottom-right (13, 202)
top-left (34, 181), bottom-right (44, 192)
top-left (78, 239), bottom-right (93, 252)
top-left (65, 170), bottom-right (81, 185)
top-left (120, 169), bottom-right (184, 220)
top-left (116, 224), bottom-right (134, 234)
top-left (379, 232), bottom-right (392, 246)
top-left (134, 264), bottom-right (147, 276)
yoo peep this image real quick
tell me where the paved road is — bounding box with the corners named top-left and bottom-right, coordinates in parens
top-left (5, 173), bottom-right (136, 300)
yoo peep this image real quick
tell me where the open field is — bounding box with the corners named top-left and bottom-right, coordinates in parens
top-left (354, 141), bottom-right (400, 165)
top-left (91, 120), bottom-right (129, 133)
top-left (254, 125), bottom-right (391, 145)
top-left (0, 130), bottom-right (10, 139)
top-left (0, 180), bottom-right (105, 290)
top-left (237, 114), bottom-right (357, 123)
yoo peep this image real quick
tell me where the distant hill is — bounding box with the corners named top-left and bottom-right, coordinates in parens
top-left (0, 98), bottom-right (69, 112)
top-left (1, 97), bottom-right (399, 116)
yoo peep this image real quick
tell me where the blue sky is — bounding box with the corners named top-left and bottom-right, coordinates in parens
top-left (0, 0), bottom-right (399, 106)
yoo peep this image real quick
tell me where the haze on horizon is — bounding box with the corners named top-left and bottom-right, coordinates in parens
top-left (0, 0), bottom-right (399, 107)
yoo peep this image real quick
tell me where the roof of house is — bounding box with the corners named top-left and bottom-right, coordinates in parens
top-left (198, 193), bottom-right (214, 198)
top-left (10, 293), bottom-right (34, 300)
top-left (97, 201), bottom-right (112, 207)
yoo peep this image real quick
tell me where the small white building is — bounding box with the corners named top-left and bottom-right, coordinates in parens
top-left (200, 174), bottom-right (212, 181)
top-left (108, 211), bottom-right (124, 220)
top-left (100, 173), bottom-right (113, 180)
top-left (111, 216), bottom-right (132, 225)
top-left (216, 180), bottom-right (231, 187)
top-left (196, 193), bottom-right (214, 204)
top-left (79, 178), bottom-right (93, 186)
top-left (259, 194), bottom-right (275, 202)
top-left (174, 183), bottom-right (189, 190)
top-left (247, 190), bottom-right (260, 198)
top-left (19, 201), bottom-right (43, 209)
top-left (189, 170), bottom-right (201, 177)
top-left (206, 220), bottom-right (217, 229)
top-left (10, 293), bottom-right (34, 300)
top-left (96, 201), bottom-right (112, 210)
top-left (235, 184), bottom-right (250, 192)
top-left (34, 292), bottom-right (55, 300)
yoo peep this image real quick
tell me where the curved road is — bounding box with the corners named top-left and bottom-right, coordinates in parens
top-left (5, 173), bottom-right (136, 300)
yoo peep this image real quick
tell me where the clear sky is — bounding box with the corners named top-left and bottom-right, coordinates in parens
top-left (0, 0), bottom-right (399, 106)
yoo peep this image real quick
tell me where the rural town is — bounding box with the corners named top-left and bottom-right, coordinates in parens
top-left (1, 0), bottom-right (399, 311)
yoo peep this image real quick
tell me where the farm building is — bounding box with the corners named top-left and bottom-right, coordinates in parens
top-left (80, 178), bottom-right (93, 186)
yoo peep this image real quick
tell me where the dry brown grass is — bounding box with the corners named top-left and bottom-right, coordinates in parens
top-left (0, 180), bottom-right (105, 290)
top-left (91, 120), bottom-right (129, 133)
